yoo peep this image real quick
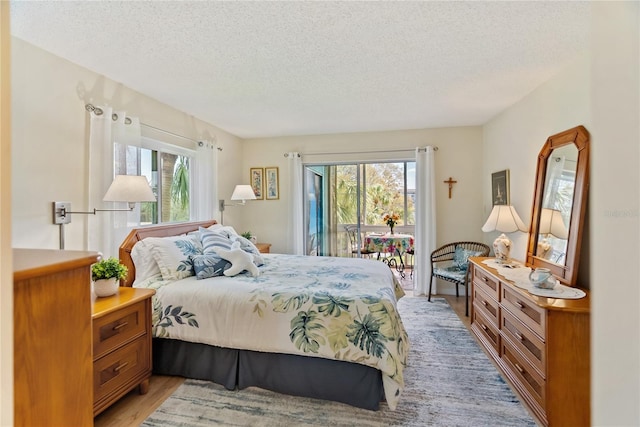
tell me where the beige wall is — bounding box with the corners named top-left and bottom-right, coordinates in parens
top-left (484, 2), bottom-right (640, 424)
top-left (590, 2), bottom-right (639, 425)
top-left (242, 127), bottom-right (484, 294)
top-left (483, 52), bottom-right (591, 264)
top-left (1, 3), bottom-right (13, 425)
top-left (10, 38), bottom-right (244, 251)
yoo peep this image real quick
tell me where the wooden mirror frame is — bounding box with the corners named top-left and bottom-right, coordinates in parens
top-left (526, 125), bottom-right (589, 286)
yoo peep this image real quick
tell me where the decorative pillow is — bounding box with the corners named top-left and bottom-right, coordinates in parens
top-left (191, 253), bottom-right (231, 280)
top-left (130, 240), bottom-right (161, 284)
top-left (199, 227), bottom-right (234, 254)
top-left (206, 224), bottom-right (239, 239)
top-left (144, 235), bottom-right (202, 281)
top-left (215, 247), bottom-right (260, 277)
top-left (231, 235), bottom-right (265, 266)
top-left (452, 247), bottom-right (483, 271)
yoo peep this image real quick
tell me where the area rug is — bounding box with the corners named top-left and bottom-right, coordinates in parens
top-left (142, 297), bottom-right (536, 427)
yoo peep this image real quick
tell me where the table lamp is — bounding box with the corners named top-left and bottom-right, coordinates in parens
top-left (481, 205), bottom-right (527, 263)
top-left (536, 208), bottom-right (569, 259)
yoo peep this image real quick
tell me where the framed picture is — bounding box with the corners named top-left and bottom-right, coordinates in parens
top-left (491, 169), bottom-right (510, 206)
top-left (265, 166), bottom-right (279, 200)
top-left (250, 168), bottom-right (264, 200)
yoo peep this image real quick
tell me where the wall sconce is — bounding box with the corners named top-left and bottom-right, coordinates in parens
top-left (481, 205), bottom-right (528, 263)
top-left (219, 184), bottom-right (257, 224)
top-left (53, 175), bottom-right (156, 249)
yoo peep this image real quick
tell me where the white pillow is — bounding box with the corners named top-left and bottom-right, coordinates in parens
top-left (207, 224), bottom-right (239, 239)
top-left (144, 234), bottom-right (202, 281)
top-left (130, 240), bottom-right (161, 284)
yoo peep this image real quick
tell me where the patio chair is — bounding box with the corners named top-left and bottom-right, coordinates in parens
top-left (345, 225), bottom-right (376, 258)
top-left (428, 241), bottom-right (490, 316)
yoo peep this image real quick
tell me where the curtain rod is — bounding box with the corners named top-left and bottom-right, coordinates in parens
top-left (85, 103), bottom-right (222, 150)
top-left (284, 146), bottom-right (437, 157)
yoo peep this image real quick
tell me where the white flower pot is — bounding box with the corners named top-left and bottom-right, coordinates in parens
top-left (93, 277), bottom-right (119, 297)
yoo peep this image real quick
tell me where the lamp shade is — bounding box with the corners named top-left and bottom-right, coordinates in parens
top-left (103, 175), bottom-right (156, 203)
top-left (538, 208), bottom-right (569, 239)
top-left (230, 184), bottom-right (257, 202)
top-left (481, 205), bottom-right (527, 233)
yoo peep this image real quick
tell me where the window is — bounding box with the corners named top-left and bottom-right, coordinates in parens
top-left (335, 162), bottom-right (416, 226)
top-left (303, 160), bottom-right (416, 257)
top-left (114, 137), bottom-right (194, 224)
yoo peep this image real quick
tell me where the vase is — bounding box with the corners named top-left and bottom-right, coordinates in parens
top-left (93, 277), bottom-right (119, 297)
top-left (389, 226), bottom-right (394, 235)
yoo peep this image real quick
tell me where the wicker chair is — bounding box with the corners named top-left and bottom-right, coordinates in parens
top-left (428, 241), bottom-right (490, 316)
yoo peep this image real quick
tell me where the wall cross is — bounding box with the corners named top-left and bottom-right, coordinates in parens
top-left (443, 177), bottom-right (457, 199)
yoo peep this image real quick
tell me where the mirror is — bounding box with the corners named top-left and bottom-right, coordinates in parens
top-left (526, 126), bottom-right (589, 286)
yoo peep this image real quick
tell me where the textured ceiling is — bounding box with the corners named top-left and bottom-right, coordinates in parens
top-left (9, 1), bottom-right (590, 139)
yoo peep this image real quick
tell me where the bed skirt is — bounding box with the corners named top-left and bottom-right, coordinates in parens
top-left (152, 338), bottom-right (385, 410)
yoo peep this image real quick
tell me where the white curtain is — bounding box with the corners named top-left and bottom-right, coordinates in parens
top-left (287, 152), bottom-right (304, 254)
top-left (413, 146), bottom-right (437, 296)
top-left (194, 140), bottom-right (217, 221)
top-left (87, 108), bottom-right (142, 259)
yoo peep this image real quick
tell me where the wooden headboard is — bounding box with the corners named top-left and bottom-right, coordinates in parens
top-left (118, 220), bottom-right (217, 287)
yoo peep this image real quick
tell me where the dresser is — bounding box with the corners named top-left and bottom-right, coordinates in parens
top-left (92, 287), bottom-right (155, 416)
top-left (13, 248), bottom-right (100, 427)
top-left (469, 257), bottom-right (590, 427)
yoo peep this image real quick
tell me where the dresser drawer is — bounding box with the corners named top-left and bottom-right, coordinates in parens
top-left (501, 338), bottom-right (546, 412)
top-left (473, 286), bottom-right (500, 326)
top-left (472, 306), bottom-right (500, 355)
top-left (501, 309), bottom-right (546, 376)
top-left (472, 265), bottom-right (500, 300)
top-left (93, 300), bottom-right (147, 359)
top-left (501, 285), bottom-right (546, 338)
top-left (93, 335), bottom-right (150, 403)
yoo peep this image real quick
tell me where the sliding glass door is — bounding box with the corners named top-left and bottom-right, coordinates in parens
top-left (303, 161), bottom-right (416, 257)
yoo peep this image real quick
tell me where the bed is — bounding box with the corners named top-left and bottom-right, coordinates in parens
top-left (119, 220), bottom-right (409, 410)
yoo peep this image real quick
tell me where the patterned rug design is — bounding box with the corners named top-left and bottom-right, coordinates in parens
top-left (143, 297), bottom-right (536, 426)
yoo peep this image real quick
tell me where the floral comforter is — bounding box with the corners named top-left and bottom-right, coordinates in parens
top-left (134, 254), bottom-right (409, 410)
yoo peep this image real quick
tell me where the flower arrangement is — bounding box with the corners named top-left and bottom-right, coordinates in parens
top-left (383, 213), bottom-right (400, 233)
top-left (91, 257), bottom-right (128, 282)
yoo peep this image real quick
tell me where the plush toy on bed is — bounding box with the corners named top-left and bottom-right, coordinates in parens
top-left (215, 243), bottom-right (261, 277)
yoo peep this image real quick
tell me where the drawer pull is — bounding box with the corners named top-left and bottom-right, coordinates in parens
top-left (113, 362), bottom-right (128, 372)
top-left (516, 301), bottom-right (525, 310)
top-left (480, 324), bottom-right (488, 331)
top-left (514, 363), bottom-right (525, 374)
top-left (517, 333), bottom-right (524, 341)
top-left (482, 300), bottom-right (488, 306)
top-left (483, 277), bottom-right (488, 282)
top-left (113, 322), bottom-right (129, 331)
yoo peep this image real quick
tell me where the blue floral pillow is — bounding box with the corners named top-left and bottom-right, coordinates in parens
top-left (191, 253), bottom-right (231, 279)
top-left (452, 247), bottom-right (483, 271)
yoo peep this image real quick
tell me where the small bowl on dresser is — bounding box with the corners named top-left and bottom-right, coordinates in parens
top-left (529, 268), bottom-right (557, 289)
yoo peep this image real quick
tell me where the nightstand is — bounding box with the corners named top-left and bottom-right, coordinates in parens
top-left (255, 242), bottom-right (271, 253)
top-left (92, 287), bottom-right (155, 416)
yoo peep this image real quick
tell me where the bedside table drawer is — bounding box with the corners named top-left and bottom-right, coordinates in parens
top-left (93, 299), bottom-right (146, 359)
top-left (94, 335), bottom-right (150, 404)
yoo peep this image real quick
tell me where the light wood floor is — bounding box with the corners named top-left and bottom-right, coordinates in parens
top-left (94, 293), bottom-right (471, 427)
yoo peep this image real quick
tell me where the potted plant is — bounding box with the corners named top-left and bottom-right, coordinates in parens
top-left (241, 231), bottom-right (258, 244)
top-left (91, 257), bottom-right (128, 297)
